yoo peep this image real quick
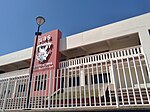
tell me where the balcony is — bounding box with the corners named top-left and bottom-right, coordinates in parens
top-left (0, 46), bottom-right (150, 111)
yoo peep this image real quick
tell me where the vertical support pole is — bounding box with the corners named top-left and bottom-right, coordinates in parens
top-left (26, 25), bottom-right (40, 109)
top-left (2, 79), bottom-right (10, 111)
top-left (110, 60), bottom-right (119, 108)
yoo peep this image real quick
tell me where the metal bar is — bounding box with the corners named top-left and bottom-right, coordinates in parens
top-left (38, 74), bottom-right (42, 108)
top-left (20, 77), bottom-right (24, 109)
top-left (21, 78), bottom-right (25, 109)
top-left (132, 56), bottom-right (143, 104)
top-left (51, 70), bottom-right (55, 108)
top-left (116, 59), bottom-right (124, 105)
top-left (11, 80), bottom-right (16, 109)
top-left (34, 75), bottom-right (39, 108)
top-left (71, 67), bottom-right (73, 107)
top-left (2, 78), bottom-right (10, 111)
top-left (110, 60), bottom-right (119, 107)
top-left (91, 64), bottom-right (96, 106)
top-left (96, 62), bottom-right (101, 106)
top-left (23, 78), bottom-right (27, 109)
top-left (67, 68), bottom-right (69, 107)
top-left (14, 80), bottom-right (18, 109)
top-left (44, 71), bottom-right (48, 108)
top-left (126, 57), bottom-right (137, 105)
top-left (75, 66), bottom-right (77, 107)
top-left (48, 70), bottom-right (52, 109)
top-left (79, 66), bottom-right (82, 107)
top-left (83, 64), bottom-right (86, 107)
top-left (0, 82), bottom-right (4, 100)
top-left (87, 64), bottom-right (91, 106)
top-left (55, 69), bottom-right (59, 107)
top-left (101, 62), bottom-right (106, 106)
top-left (17, 78), bottom-right (21, 109)
top-left (138, 55), bottom-right (150, 104)
top-left (41, 73), bottom-right (45, 108)
top-left (31, 76), bottom-right (35, 108)
top-left (121, 57), bottom-right (130, 105)
top-left (59, 69), bottom-right (63, 107)
top-left (8, 80), bottom-right (11, 109)
top-left (105, 60), bottom-right (112, 105)
top-left (63, 68), bottom-right (66, 107)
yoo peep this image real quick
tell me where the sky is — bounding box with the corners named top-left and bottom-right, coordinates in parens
top-left (0, 0), bottom-right (150, 56)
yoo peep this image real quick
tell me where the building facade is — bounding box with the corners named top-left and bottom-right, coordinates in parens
top-left (0, 13), bottom-right (150, 111)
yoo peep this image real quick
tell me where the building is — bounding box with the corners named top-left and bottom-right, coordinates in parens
top-left (0, 13), bottom-right (150, 111)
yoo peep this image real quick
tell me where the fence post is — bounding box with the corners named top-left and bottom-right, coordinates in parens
top-left (110, 60), bottom-right (119, 108)
top-left (48, 70), bottom-right (53, 110)
top-left (2, 78), bottom-right (10, 112)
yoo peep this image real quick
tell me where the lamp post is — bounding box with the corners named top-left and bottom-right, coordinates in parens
top-left (26, 16), bottom-right (45, 109)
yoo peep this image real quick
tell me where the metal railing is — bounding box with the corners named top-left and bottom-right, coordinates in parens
top-left (0, 75), bottom-right (29, 111)
top-left (59, 45), bottom-right (143, 68)
top-left (0, 46), bottom-right (150, 111)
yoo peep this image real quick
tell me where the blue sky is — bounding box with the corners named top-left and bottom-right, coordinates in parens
top-left (0, 0), bottom-right (150, 56)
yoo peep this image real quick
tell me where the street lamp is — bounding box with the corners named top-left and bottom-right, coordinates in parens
top-left (26, 16), bottom-right (45, 109)
top-left (36, 16), bottom-right (45, 26)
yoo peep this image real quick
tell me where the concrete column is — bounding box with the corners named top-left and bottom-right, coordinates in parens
top-left (138, 28), bottom-right (150, 66)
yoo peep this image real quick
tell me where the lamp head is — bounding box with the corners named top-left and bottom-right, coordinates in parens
top-left (36, 16), bottom-right (45, 26)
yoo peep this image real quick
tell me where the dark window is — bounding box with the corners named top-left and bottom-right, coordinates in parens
top-left (85, 76), bottom-right (88, 85)
top-left (69, 77), bottom-right (80, 87)
top-left (85, 73), bottom-right (111, 85)
top-left (18, 85), bottom-right (20, 93)
top-left (17, 83), bottom-right (26, 97)
top-left (61, 77), bottom-right (64, 88)
top-left (40, 75), bottom-right (43, 90)
top-left (44, 74), bottom-right (47, 90)
top-left (73, 77), bottom-right (80, 86)
top-left (61, 76), bottom-right (80, 88)
top-left (91, 73), bottom-right (111, 84)
top-left (18, 84), bottom-right (26, 92)
top-left (34, 76), bottom-right (38, 91)
top-left (69, 77), bottom-right (71, 87)
top-left (34, 74), bottom-right (47, 91)
top-left (37, 75), bottom-right (41, 91)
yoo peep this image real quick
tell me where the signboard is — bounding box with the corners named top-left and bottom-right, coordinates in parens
top-left (30, 30), bottom-right (62, 96)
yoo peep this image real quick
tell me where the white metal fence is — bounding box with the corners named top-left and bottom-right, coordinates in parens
top-left (0, 75), bottom-right (28, 111)
top-left (0, 46), bottom-right (150, 111)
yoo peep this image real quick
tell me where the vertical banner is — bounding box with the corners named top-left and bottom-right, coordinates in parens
top-left (30, 30), bottom-right (62, 96)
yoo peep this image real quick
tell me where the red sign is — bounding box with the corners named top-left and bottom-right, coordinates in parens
top-left (30, 30), bottom-right (62, 96)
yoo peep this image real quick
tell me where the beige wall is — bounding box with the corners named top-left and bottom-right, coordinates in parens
top-left (138, 28), bottom-right (150, 66)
